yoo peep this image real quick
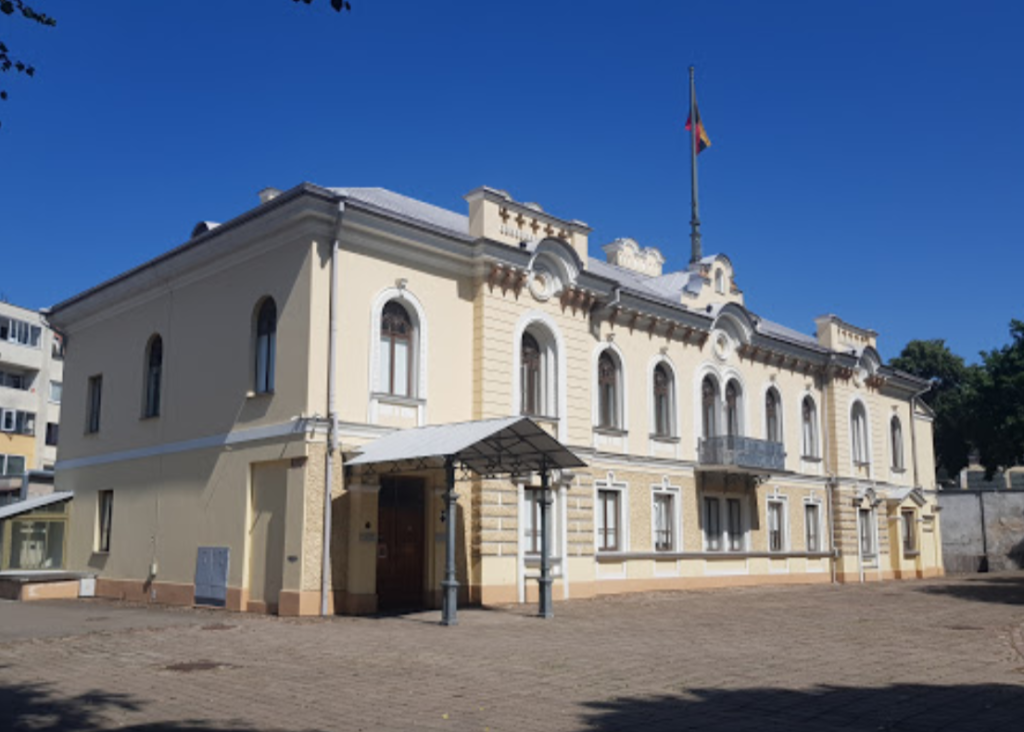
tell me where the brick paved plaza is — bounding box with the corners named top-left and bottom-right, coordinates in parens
top-left (2, 573), bottom-right (1023, 731)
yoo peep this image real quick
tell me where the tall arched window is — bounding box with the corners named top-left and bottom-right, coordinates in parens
top-left (255, 298), bottom-right (277, 394)
top-left (143, 335), bottom-right (163, 418)
top-left (725, 380), bottom-right (742, 438)
top-left (702, 376), bottom-right (719, 438)
top-left (715, 270), bottom-right (725, 294)
top-left (380, 301), bottom-right (413, 397)
top-left (765, 388), bottom-right (781, 443)
top-left (653, 364), bottom-right (674, 437)
top-left (521, 332), bottom-right (542, 417)
top-left (851, 402), bottom-right (870, 465)
top-left (598, 351), bottom-right (619, 429)
top-left (802, 396), bottom-right (819, 458)
top-left (891, 416), bottom-right (904, 470)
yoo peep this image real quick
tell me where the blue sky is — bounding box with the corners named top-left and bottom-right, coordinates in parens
top-left (1, 0), bottom-right (1021, 363)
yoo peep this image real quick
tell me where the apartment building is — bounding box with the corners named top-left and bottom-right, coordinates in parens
top-left (47, 183), bottom-right (943, 616)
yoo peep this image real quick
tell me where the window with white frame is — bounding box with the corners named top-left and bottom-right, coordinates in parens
top-left (714, 269), bottom-right (725, 294)
top-left (765, 387), bottom-right (782, 443)
top-left (704, 496), bottom-right (745, 552)
top-left (0, 316), bottom-right (42, 348)
top-left (522, 487), bottom-right (560, 556)
top-left (890, 416), bottom-right (904, 471)
top-left (97, 490), bottom-right (113, 553)
top-left (0, 369), bottom-right (30, 391)
top-left (596, 489), bottom-right (620, 551)
top-left (520, 326), bottom-right (557, 419)
top-left (804, 502), bottom-right (822, 552)
top-left (49, 380), bottom-right (62, 404)
top-left (801, 396), bottom-right (819, 458)
top-left (901, 509), bottom-right (916, 554)
top-left (851, 402), bottom-right (870, 466)
top-left (725, 380), bottom-right (743, 437)
top-left (767, 499), bottom-right (787, 552)
top-left (652, 489), bottom-right (677, 551)
top-left (0, 453), bottom-right (27, 476)
top-left (652, 363), bottom-right (675, 437)
top-left (858, 507), bottom-right (876, 557)
top-left (701, 376), bottom-right (720, 439)
top-left (380, 300), bottom-right (414, 397)
top-left (597, 350), bottom-right (622, 430)
top-left (1, 409), bottom-right (35, 435)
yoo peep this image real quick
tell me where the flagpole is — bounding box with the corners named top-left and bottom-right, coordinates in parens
top-left (689, 65), bottom-right (702, 265)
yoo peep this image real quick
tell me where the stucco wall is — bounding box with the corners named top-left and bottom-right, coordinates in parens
top-left (938, 490), bottom-right (1024, 573)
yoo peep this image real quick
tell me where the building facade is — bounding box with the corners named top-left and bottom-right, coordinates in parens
top-left (48, 183), bottom-right (943, 616)
top-left (0, 301), bottom-right (63, 503)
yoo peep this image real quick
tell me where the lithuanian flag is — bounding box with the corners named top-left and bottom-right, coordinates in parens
top-left (685, 103), bottom-right (711, 155)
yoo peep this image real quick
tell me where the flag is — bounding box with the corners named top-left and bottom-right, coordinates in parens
top-left (685, 103), bottom-right (711, 155)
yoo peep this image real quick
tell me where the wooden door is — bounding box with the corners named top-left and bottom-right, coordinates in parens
top-left (376, 477), bottom-right (426, 611)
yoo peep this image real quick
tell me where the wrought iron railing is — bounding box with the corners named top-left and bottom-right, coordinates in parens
top-left (698, 435), bottom-right (786, 472)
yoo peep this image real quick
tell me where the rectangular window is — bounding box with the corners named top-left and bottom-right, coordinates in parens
top-left (596, 489), bottom-right (620, 552)
top-left (704, 497), bottom-right (722, 551)
top-left (49, 380), bottom-right (62, 403)
top-left (9, 519), bottom-right (66, 570)
top-left (902, 510), bottom-right (916, 553)
top-left (45, 422), bottom-right (59, 447)
top-left (1, 409), bottom-right (14, 432)
top-left (768, 500), bottom-right (786, 552)
top-left (87, 375), bottom-right (103, 433)
top-left (805, 503), bottom-right (821, 552)
top-left (0, 453), bottom-right (26, 476)
top-left (859, 508), bottom-right (875, 557)
top-left (523, 488), bottom-right (558, 556)
top-left (15, 411), bottom-right (35, 436)
top-left (97, 490), bottom-right (114, 553)
top-left (0, 369), bottom-right (29, 390)
top-left (727, 498), bottom-right (744, 551)
top-left (2, 317), bottom-right (41, 348)
top-left (653, 492), bottom-right (675, 552)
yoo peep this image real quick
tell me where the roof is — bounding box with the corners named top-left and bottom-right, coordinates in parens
top-left (332, 187), bottom-right (470, 239)
top-left (0, 491), bottom-right (73, 521)
top-left (757, 318), bottom-right (821, 348)
top-left (346, 417), bottom-right (586, 475)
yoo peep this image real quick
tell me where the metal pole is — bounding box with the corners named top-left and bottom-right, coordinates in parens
top-left (441, 456), bottom-right (460, 626)
top-left (688, 65), bottom-right (702, 265)
top-left (538, 466), bottom-right (554, 619)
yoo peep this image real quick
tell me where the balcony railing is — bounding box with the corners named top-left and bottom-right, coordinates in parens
top-left (698, 435), bottom-right (786, 473)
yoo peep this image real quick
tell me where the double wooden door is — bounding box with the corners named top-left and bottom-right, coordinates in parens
top-left (376, 477), bottom-right (426, 611)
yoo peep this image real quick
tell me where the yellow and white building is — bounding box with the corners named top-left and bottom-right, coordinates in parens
top-left (48, 183), bottom-right (943, 615)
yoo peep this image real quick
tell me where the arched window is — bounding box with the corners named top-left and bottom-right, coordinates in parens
top-left (891, 416), bottom-right (904, 470)
top-left (597, 351), bottom-right (620, 429)
top-left (715, 269), bottom-right (725, 294)
top-left (851, 402), bottom-right (870, 465)
top-left (143, 335), bottom-right (163, 418)
top-left (765, 388), bottom-right (781, 443)
top-left (653, 364), bottom-right (674, 437)
top-left (702, 376), bottom-right (719, 439)
top-left (380, 301), bottom-right (413, 397)
top-left (521, 332), bottom-right (542, 417)
top-left (725, 380), bottom-right (742, 438)
top-left (802, 396), bottom-right (819, 458)
top-left (255, 298), bottom-right (277, 394)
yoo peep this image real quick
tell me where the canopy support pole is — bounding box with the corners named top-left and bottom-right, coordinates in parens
top-left (538, 464), bottom-right (554, 619)
top-left (441, 455), bottom-right (459, 626)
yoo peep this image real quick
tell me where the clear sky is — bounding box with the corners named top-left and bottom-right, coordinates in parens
top-left (1, 0), bottom-right (1021, 363)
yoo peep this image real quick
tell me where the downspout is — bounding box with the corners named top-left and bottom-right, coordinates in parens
top-left (908, 385), bottom-right (929, 489)
top-left (821, 360), bottom-right (838, 584)
top-left (321, 201), bottom-right (345, 617)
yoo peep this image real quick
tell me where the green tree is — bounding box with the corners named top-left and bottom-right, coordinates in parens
top-left (972, 320), bottom-right (1024, 478)
top-left (890, 339), bottom-right (978, 478)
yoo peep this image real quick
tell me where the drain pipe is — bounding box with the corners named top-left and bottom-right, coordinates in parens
top-left (821, 361), bottom-right (838, 584)
top-left (322, 201), bottom-right (345, 617)
top-left (908, 385), bottom-right (929, 489)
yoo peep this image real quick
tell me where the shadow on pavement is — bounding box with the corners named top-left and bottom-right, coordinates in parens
top-left (0, 679), bottom-right (326, 732)
top-left (916, 574), bottom-right (1024, 606)
top-left (580, 683), bottom-right (1024, 731)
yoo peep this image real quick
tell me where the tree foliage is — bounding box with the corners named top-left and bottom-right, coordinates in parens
top-left (893, 322), bottom-right (1024, 481)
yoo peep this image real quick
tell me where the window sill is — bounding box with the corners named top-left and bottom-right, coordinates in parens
top-left (801, 455), bottom-right (822, 463)
top-left (854, 461), bottom-right (871, 468)
top-left (246, 390), bottom-right (274, 399)
top-left (650, 434), bottom-right (680, 444)
top-left (891, 467), bottom-right (907, 474)
top-left (593, 426), bottom-right (628, 437)
top-left (903, 549), bottom-right (920, 558)
top-left (139, 414), bottom-right (160, 422)
top-left (371, 392), bottom-right (425, 407)
top-left (522, 413), bottom-right (559, 422)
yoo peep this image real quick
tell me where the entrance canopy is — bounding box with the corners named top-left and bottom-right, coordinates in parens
top-left (346, 416), bottom-right (585, 476)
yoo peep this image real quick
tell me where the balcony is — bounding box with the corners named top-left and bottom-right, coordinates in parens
top-left (697, 435), bottom-right (786, 474)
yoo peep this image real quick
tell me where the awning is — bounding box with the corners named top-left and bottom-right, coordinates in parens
top-left (0, 491), bottom-right (73, 521)
top-left (346, 416), bottom-right (586, 476)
